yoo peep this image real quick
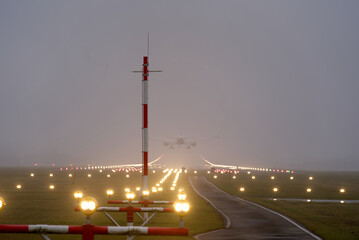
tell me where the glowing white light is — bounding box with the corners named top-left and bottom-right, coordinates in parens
top-left (74, 191), bottom-right (83, 199)
top-left (126, 192), bottom-right (135, 200)
top-left (178, 193), bottom-right (187, 200)
top-left (49, 185), bottom-right (55, 190)
top-left (16, 185), bottom-right (21, 189)
top-left (239, 187), bottom-right (245, 192)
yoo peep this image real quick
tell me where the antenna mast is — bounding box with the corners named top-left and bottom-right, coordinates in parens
top-left (133, 35), bottom-right (162, 218)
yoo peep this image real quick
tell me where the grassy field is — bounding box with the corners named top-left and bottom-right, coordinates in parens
top-left (206, 170), bottom-right (359, 240)
top-left (0, 167), bottom-right (222, 240)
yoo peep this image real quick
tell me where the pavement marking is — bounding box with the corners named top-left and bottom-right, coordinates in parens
top-left (203, 177), bottom-right (322, 240)
top-left (189, 176), bottom-right (231, 229)
top-left (193, 228), bottom-right (227, 240)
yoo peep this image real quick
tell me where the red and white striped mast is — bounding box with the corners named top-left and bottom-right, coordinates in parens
top-left (133, 34), bottom-right (161, 203)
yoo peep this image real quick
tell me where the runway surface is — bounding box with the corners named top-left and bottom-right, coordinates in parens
top-left (189, 176), bottom-right (321, 240)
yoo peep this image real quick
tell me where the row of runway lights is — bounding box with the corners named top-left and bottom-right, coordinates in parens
top-left (211, 173), bottom-right (315, 181)
top-left (235, 186), bottom-right (346, 194)
top-left (210, 173), bottom-right (347, 195)
top-left (15, 168), bottom-right (185, 190)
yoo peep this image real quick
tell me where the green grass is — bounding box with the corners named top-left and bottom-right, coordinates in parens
top-left (0, 168), bottom-right (222, 240)
top-left (206, 170), bottom-right (359, 240)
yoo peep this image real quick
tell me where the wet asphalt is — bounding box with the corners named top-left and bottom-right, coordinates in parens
top-left (189, 176), bottom-right (321, 240)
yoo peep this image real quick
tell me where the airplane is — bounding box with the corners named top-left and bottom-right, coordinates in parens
top-left (164, 137), bottom-right (197, 149)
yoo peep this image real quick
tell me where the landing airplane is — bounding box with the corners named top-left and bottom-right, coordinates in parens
top-left (164, 137), bottom-right (196, 149)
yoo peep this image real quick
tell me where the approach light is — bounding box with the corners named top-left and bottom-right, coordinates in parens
top-left (107, 174), bottom-right (111, 178)
top-left (152, 187), bottom-right (158, 193)
top-left (194, 171), bottom-right (197, 174)
top-left (213, 175), bottom-right (217, 179)
top-left (340, 188), bottom-right (346, 193)
top-left (156, 183), bottom-right (160, 187)
top-left (251, 176), bottom-right (256, 180)
top-left (49, 173), bottom-right (53, 177)
top-left (158, 187), bottom-right (163, 191)
top-left (306, 188), bottom-right (312, 193)
top-left (309, 176), bottom-right (313, 180)
top-left (49, 185), bottom-right (55, 190)
top-left (80, 197), bottom-right (98, 216)
top-left (307, 199), bottom-right (311, 203)
top-left (170, 187), bottom-right (175, 191)
top-left (124, 188), bottom-right (130, 193)
top-left (174, 200), bottom-right (190, 217)
top-left (340, 200), bottom-right (345, 204)
top-left (87, 174), bottom-right (92, 178)
top-left (126, 192), bottom-right (135, 200)
top-left (207, 171), bottom-right (210, 174)
top-left (273, 187), bottom-right (278, 192)
top-left (233, 176), bottom-right (236, 179)
top-left (239, 187), bottom-right (245, 192)
top-left (142, 190), bottom-right (150, 196)
top-left (74, 191), bottom-right (84, 200)
top-left (178, 192), bottom-right (187, 200)
top-left (106, 189), bottom-right (114, 196)
top-left (136, 187), bottom-right (141, 191)
top-left (290, 176), bottom-right (294, 180)
top-left (247, 171), bottom-right (251, 174)
top-left (271, 176), bottom-right (275, 180)
top-left (0, 198), bottom-right (5, 209)
top-left (16, 185), bottom-right (22, 189)
top-left (126, 174), bottom-right (130, 178)
top-left (69, 174), bottom-right (73, 177)
top-left (30, 173), bottom-right (35, 177)
top-left (153, 170), bottom-right (156, 173)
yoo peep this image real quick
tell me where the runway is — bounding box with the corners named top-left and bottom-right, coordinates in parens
top-left (189, 176), bottom-right (321, 240)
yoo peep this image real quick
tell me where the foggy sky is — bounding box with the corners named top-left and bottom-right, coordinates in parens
top-left (1, 1), bottom-right (359, 170)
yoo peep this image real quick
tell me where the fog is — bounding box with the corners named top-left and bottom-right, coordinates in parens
top-left (1, 1), bottom-right (359, 170)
